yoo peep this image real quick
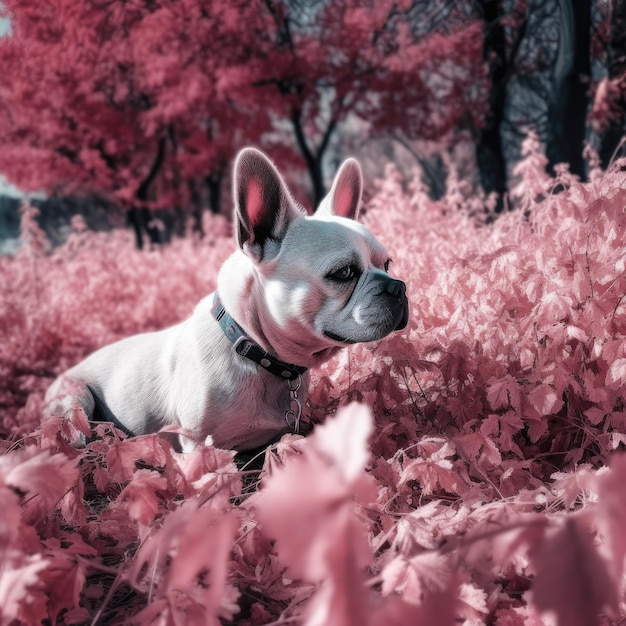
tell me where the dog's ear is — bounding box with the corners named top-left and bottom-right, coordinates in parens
top-left (234, 148), bottom-right (300, 261)
top-left (317, 157), bottom-right (363, 221)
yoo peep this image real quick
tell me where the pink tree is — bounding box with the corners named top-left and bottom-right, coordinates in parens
top-left (0, 0), bottom-right (272, 244)
top-left (0, 0), bottom-right (486, 237)
top-left (246, 0), bottom-right (487, 205)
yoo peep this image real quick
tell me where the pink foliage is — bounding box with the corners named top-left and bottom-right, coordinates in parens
top-left (0, 0), bottom-right (272, 207)
top-left (590, 75), bottom-right (626, 134)
top-left (2, 151), bottom-right (626, 623)
top-left (0, 0), bottom-right (486, 213)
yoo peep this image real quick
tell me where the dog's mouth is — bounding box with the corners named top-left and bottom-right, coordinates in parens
top-left (324, 330), bottom-right (357, 344)
top-left (322, 277), bottom-right (409, 345)
top-left (323, 297), bottom-right (409, 345)
top-left (395, 294), bottom-right (409, 331)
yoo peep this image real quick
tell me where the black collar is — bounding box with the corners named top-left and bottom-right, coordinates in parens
top-left (210, 292), bottom-right (308, 382)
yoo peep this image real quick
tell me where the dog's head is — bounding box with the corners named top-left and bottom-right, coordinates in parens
top-left (220, 147), bottom-right (409, 365)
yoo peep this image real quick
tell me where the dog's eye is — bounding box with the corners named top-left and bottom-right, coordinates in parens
top-left (329, 265), bottom-right (357, 282)
top-left (384, 258), bottom-right (392, 272)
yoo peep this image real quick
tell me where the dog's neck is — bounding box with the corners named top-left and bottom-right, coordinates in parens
top-left (215, 253), bottom-right (344, 368)
top-left (211, 292), bottom-right (308, 381)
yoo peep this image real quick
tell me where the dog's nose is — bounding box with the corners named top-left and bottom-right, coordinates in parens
top-left (386, 279), bottom-right (406, 299)
top-left (386, 278), bottom-right (409, 331)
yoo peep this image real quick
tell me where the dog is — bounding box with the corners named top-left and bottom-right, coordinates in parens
top-left (45, 148), bottom-right (409, 452)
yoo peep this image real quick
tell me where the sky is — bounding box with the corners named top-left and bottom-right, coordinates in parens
top-left (0, 2), bottom-right (8, 37)
top-left (0, 11), bottom-right (20, 198)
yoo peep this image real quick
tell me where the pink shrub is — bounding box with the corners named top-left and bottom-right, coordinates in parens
top-left (2, 154), bottom-right (626, 623)
top-left (0, 206), bottom-right (233, 436)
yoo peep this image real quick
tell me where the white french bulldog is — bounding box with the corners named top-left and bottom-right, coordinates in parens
top-left (45, 148), bottom-right (409, 452)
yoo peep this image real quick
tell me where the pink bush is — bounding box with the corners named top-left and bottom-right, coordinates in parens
top-left (2, 154), bottom-right (626, 624)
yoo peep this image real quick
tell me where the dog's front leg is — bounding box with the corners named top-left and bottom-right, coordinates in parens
top-left (44, 375), bottom-right (96, 445)
top-left (45, 374), bottom-right (95, 418)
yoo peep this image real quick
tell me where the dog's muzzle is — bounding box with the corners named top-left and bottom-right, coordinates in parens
top-left (323, 274), bottom-right (410, 344)
top-left (386, 278), bottom-right (409, 330)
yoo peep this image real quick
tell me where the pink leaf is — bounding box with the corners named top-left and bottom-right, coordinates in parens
top-left (42, 536), bottom-right (93, 623)
top-left (254, 404), bottom-right (374, 581)
top-left (486, 375), bottom-right (520, 411)
top-left (0, 553), bottom-right (49, 623)
top-left (528, 384), bottom-right (562, 416)
top-left (128, 500), bottom-right (238, 621)
top-left (119, 469), bottom-right (168, 528)
top-left (254, 404), bottom-right (375, 622)
top-left (531, 517), bottom-right (619, 625)
top-left (313, 402), bottom-right (374, 484)
top-left (4, 449), bottom-right (78, 503)
top-left (381, 552), bottom-right (451, 603)
top-left (605, 357), bottom-right (626, 389)
top-left (593, 454), bottom-right (626, 582)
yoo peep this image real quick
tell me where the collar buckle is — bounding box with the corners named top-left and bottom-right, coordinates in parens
top-left (233, 336), bottom-right (254, 358)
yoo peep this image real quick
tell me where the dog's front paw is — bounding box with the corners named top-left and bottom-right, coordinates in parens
top-left (43, 376), bottom-right (95, 448)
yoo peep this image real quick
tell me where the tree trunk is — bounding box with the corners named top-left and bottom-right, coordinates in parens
top-left (390, 133), bottom-right (446, 199)
top-left (126, 207), bottom-right (161, 249)
top-left (546, 0), bottom-right (592, 179)
top-left (206, 167), bottom-right (224, 215)
top-left (475, 0), bottom-right (508, 212)
top-left (172, 206), bottom-right (186, 239)
top-left (130, 136), bottom-right (168, 248)
top-left (188, 178), bottom-right (204, 236)
top-left (290, 106), bottom-right (325, 208)
top-left (599, 0), bottom-right (626, 168)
